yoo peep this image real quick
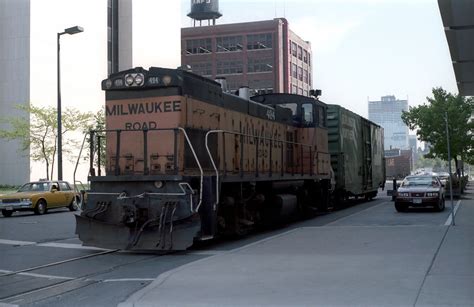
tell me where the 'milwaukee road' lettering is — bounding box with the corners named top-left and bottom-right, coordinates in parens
top-left (106, 101), bottom-right (181, 116)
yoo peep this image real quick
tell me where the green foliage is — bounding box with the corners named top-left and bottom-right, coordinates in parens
top-left (402, 87), bottom-right (474, 169)
top-left (0, 104), bottom-right (94, 180)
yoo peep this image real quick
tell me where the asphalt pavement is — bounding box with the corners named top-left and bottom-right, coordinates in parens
top-left (120, 185), bottom-right (473, 307)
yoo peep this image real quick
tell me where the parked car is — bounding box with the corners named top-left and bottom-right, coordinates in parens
top-left (0, 181), bottom-right (79, 217)
top-left (394, 175), bottom-right (445, 212)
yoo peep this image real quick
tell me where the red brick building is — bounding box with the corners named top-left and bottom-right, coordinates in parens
top-left (181, 18), bottom-right (312, 95)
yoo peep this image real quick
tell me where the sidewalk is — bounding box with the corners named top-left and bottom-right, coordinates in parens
top-left (120, 185), bottom-right (474, 307)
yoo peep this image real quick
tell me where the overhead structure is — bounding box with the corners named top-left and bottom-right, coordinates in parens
top-left (187, 0), bottom-right (222, 26)
top-left (438, 0), bottom-right (474, 96)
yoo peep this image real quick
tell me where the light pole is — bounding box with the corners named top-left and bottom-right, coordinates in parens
top-left (445, 111), bottom-right (455, 226)
top-left (57, 26), bottom-right (83, 180)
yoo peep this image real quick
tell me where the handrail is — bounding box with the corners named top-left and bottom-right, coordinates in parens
top-left (204, 129), bottom-right (322, 211)
top-left (205, 130), bottom-right (223, 211)
top-left (86, 127), bottom-right (204, 213)
top-left (73, 133), bottom-right (88, 207)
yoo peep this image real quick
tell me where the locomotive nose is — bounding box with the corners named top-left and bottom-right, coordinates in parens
top-left (75, 212), bottom-right (200, 251)
top-left (75, 186), bottom-right (202, 251)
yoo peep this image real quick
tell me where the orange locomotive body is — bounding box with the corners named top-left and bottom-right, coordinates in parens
top-left (76, 67), bottom-right (331, 251)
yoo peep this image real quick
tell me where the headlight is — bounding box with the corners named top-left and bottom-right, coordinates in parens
top-left (134, 74), bottom-right (144, 85)
top-left (125, 75), bottom-right (135, 86)
top-left (426, 192), bottom-right (439, 197)
top-left (21, 198), bottom-right (31, 202)
top-left (398, 192), bottom-right (409, 197)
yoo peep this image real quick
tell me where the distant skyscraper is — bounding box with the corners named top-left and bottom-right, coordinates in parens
top-left (181, 18), bottom-right (312, 95)
top-left (368, 95), bottom-right (409, 150)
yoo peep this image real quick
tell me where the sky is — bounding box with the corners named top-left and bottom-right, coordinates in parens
top-left (180, 0), bottom-right (458, 118)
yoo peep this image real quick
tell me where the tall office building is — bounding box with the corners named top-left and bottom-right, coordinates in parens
top-left (368, 95), bottom-right (409, 150)
top-left (0, 0), bottom-right (30, 185)
top-left (0, 0), bottom-right (132, 185)
top-left (181, 18), bottom-right (313, 95)
top-left (108, 0), bottom-right (133, 75)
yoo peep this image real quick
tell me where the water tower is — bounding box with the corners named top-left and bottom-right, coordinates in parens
top-left (187, 0), bottom-right (222, 26)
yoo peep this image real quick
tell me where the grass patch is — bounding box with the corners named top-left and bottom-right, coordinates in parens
top-left (0, 185), bottom-right (19, 195)
top-left (0, 189), bottom-right (17, 195)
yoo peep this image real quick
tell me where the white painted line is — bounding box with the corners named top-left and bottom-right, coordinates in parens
top-left (0, 249), bottom-right (117, 278)
top-left (102, 278), bottom-right (155, 283)
top-left (37, 242), bottom-right (110, 251)
top-left (325, 201), bottom-right (388, 226)
top-left (0, 239), bottom-right (35, 246)
top-left (187, 250), bottom-right (226, 256)
top-left (18, 272), bottom-right (74, 280)
top-left (0, 269), bottom-right (72, 281)
top-left (444, 200), bottom-right (461, 226)
top-left (0, 239), bottom-right (110, 251)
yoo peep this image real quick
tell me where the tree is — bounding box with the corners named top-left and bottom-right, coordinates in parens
top-left (84, 108), bottom-right (106, 174)
top-left (402, 87), bottom-right (474, 174)
top-left (0, 104), bottom-right (93, 180)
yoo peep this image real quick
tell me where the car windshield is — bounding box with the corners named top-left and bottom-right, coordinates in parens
top-left (400, 177), bottom-right (439, 187)
top-left (18, 182), bottom-right (51, 192)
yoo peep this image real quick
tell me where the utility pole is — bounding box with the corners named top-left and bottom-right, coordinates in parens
top-left (445, 111), bottom-right (455, 226)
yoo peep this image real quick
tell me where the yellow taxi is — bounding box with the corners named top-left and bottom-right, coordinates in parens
top-left (0, 181), bottom-right (79, 217)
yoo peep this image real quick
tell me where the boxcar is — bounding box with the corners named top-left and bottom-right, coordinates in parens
top-left (327, 105), bottom-right (385, 202)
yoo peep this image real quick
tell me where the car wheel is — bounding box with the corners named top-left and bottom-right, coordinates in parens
top-left (69, 196), bottom-right (80, 211)
top-left (34, 200), bottom-right (47, 215)
top-left (395, 203), bottom-right (407, 212)
top-left (435, 198), bottom-right (445, 212)
top-left (1, 209), bottom-right (13, 217)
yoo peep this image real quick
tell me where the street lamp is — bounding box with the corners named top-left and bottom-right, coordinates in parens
top-left (57, 26), bottom-right (83, 180)
top-left (445, 111), bottom-right (455, 226)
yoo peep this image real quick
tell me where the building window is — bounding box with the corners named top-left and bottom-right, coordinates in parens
top-left (303, 69), bottom-right (308, 83)
top-left (191, 62), bottom-right (212, 76)
top-left (247, 33), bottom-right (273, 50)
top-left (297, 46), bottom-right (303, 60)
top-left (298, 66), bottom-right (303, 81)
top-left (216, 35), bottom-right (243, 52)
top-left (185, 38), bottom-right (212, 54)
top-left (309, 72), bottom-right (312, 86)
top-left (291, 42), bottom-right (297, 57)
top-left (291, 63), bottom-right (297, 78)
top-left (308, 53), bottom-right (311, 66)
top-left (303, 50), bottom-right (308, 63)
top-left (217, 60), bottom-right (243, 75)
top-left (298, 87), bottom-right (303, 95)
top-left (248, 58), bottom-right (273, 73)
top-left (291, 84), bottom-right (297, 94)
top-left (303, 89), bottom-right (308, 97)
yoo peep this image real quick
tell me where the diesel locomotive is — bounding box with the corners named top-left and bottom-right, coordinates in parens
top-left (75, 66), bottom-right (382, 251)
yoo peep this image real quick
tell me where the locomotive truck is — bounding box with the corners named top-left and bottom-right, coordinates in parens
top-left (75, 66), bottom-right (383, 251)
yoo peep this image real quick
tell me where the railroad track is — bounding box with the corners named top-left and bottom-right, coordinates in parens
top-left (0, 248), bottom-right (164, 305)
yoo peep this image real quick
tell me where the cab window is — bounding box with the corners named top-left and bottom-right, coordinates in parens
top-left (302, 103), bottom-right (314, 127)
